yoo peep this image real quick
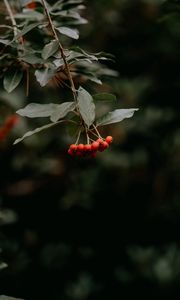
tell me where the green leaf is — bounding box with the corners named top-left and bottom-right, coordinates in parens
top-left (42, 40), bottom-right (59, 60)
top-left (66, 116), bottom-right (79, 137)
top-left (93, 93), bottom-right (116, 102)
top-left (51, 0), bottom-right (84, 11)
top-left (50, 102), bottom-right (76, 122)
top-left (97, 109), bottom-right (139, 126)
top-left (22, 0), bottom-right (42, 5)
top-left (0, 296), bottom-right (24, 300)
top-left (35, 67), bottom-right (56, 87)
top-left (0, 262), bottom-right (8, 270)
top-left (65, 50), bottom-right (98, 65)
top-left (19, 22), bottom-right (39, 36)
top-left (20, 53), bottom-right (44, 64)
top-left (0, 39), bottom-right (10, 45)
top-left (77, 87), bottom-right (95, 127)
top-left (88, 76), bottom-right (102, 85)
top-left (16, 103), bottom-right (60, 118)
top-left (73, 67), bottom-right (102, 84)
top-left (12, 22), bottom-right (40, 42)
top-left (65, 18), bottom-right (88, 26)
top-left (14, 11), bottom-right (44, 21)
top-left (3, 69), bottom-right (23, 93)
top-left (56, 27), bottom-right (79, 39)
top-left (70, 46), bottom-right (98, 61)
top-left (64, 0), bottom-right (84, 4)
top-left (13, 122), bottom-right (60, 145)
top-left (92, 51), bottom-right (115, 61)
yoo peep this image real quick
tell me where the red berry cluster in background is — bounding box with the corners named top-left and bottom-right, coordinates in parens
top-left (26, 1), bottom-right (37, 9)
top-left (0, 115), bottom-right (19, 141)
top-left (68, 136), bottom-right (113, 158)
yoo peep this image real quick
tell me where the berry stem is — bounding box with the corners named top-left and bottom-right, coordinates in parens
top-left (85, 126), bottom-right (90, 144)
top-left (75, 129), bottom-right (81, 145)
top-left (88, 129), bottom-right (100, 139)
top-left (92, 124), bottom-right (102, 139)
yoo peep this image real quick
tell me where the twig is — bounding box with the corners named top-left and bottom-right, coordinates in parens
top-left (41, 0), bottom-right (77, 103)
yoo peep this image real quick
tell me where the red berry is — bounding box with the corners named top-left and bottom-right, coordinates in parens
top-left (99, 141), bottom-right (109, 152)
top-left (105, 136), bottom-right (113, 144)
top-left (90, 151), bottom-right (97, 158)
top-left (70, 144), bottom-right (77, 152)
top-left (91, 141), bottom-right (99, 151)
top-left (0, 127), bottom-right (9, 141)
top-left (76, 151), bottom-right (83, 156)
top-left (68, 149), bottom-right (74, 156)
top-left (102, 141), bottom-right (109, 150)
top-left (84, 144), bottom-right (91, 152)
top-left (26, 1), bottom-right (36, 9)
top-left (96, 138), bottom-right (103, 144)
top-left (77, 144), bottom-right (84, 152)
top-left (5, 115), bottom-right (19, 129)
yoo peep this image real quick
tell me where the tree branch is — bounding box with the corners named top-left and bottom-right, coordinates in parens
top-left (41, 0), bottom-right (78, 103)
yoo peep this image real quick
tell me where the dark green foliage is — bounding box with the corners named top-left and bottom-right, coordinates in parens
top-left (0, 0), bottom-right (180, 299)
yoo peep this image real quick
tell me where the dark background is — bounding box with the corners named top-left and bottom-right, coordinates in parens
top-left (0, 0), bottom-right (180, 299)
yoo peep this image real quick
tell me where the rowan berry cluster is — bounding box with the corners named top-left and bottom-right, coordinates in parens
top-left (0, 115), bottom-right (19, 141)
top-left (68, 136), bottom-right (113, 158)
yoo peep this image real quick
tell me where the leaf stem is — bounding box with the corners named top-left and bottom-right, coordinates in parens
top-left (66, 119), bottom-right (78, 125)
top-left (85, 126), bottom-right (90, 144)
top-left (41, 0), bottom-right (77, 103)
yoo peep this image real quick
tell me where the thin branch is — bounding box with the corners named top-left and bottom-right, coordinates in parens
top-left (3, 0), bottom-right (18, 37)
top-left (41, 0), bottom-right (77, 102)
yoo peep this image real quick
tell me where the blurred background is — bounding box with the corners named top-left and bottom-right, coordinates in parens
top-left (0, 0), bottom-right (180, 299)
